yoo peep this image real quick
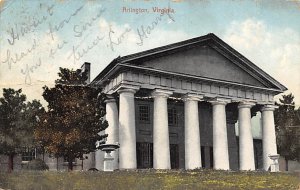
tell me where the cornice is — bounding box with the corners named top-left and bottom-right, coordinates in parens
top-left (117, 64), bottom-right (284, 94)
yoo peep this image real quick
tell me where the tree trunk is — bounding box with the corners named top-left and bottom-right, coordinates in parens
top-left (8, 153), bottom-right (14, 172)
top-left (57, 157), bottom-right (59, 171)
top-left (68, 159), bottom-right (73, 171)
top-left (285, 157), bottom-right (289, 171)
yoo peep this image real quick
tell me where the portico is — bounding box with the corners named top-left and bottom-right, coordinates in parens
top-left (91, 33), bottom-right (287, 171)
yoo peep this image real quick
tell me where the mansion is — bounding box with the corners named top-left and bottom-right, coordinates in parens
top-left (0, 33), bottom-right (286, 171)
top-left (91, 33), bottom-right (286, 171)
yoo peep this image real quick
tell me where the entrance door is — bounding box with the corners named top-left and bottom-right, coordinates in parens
top-left (170, 144), bottom-right (179, 169)
top-left (137, 142), bottom-right (153, 169)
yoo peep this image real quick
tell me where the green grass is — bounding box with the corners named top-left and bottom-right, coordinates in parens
top-left (0, 170), bottom-right (299, 190)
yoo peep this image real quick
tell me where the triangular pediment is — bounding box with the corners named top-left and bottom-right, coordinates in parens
top-left (133, 45), bottom-right (266, 88)
top-left (93, 33), bottom-right (287, 93)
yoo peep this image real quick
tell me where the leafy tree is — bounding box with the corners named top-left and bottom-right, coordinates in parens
top-left (0, 88), bottom-right (44, 172)
top-left (274, 93), bottom-right (300, 170)
top-left (35, 67), bottom-right (108, 170)
top-left (26, 100), bottom-right (47, 159)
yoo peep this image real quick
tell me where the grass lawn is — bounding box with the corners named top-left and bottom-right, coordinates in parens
top-left (0, 170), bottom-right (299, 190)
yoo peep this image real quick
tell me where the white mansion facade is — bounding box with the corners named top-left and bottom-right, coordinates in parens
top-left (90, 33), bottom-right (287, 171)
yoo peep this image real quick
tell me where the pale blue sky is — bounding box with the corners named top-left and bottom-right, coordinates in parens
top-left (0, 0), bottom-right (300, 107)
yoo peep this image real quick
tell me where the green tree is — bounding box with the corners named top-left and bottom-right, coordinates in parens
top-left (25, 100), bottom-right (46, 160)
top-left (274, 93), bottom-right (300, 170)
top-left (35, 67), bottom-right (108, 170)
top-left (0, 88), bottom-right (44, 172)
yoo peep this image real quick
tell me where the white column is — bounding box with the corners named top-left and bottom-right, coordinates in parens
top-left (210, 98), bottom-right (230, 170)
top-left (152, 89), bottom-right (173, 169)
top-left (118, 86), bottom-right (139, 169)
top-left (183, 94), bottom-right (203, 170)
top-left (238, 101), bottom-right (255, 170)
top-left (105, 96), bottom-right (119, 170)
top-left (261, 104), bottom-right (278, 171)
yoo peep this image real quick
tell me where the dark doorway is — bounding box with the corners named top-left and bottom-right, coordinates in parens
top-left (137, 142), bottom-right (179, 169)
top-left (201, 146), bottom-right (205, 168)
top-left (200, 146), bottom-right (214, 169)
top-left (137, 142), bottom-right (153, 169)
top-left (253, 139), bottom-right (263, 169)
top-left (210, 147), bottom-right (214, 168)
top-left (170, 144), bottom-right (179, 169)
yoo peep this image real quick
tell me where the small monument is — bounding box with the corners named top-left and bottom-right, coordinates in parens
top-left (99, 143), bottom-right (120, 171)
top-left (269, 154), bottom-right (280, 172)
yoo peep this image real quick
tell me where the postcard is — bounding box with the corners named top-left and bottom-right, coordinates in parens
top-left (0, 0), bottom-right (299, 178)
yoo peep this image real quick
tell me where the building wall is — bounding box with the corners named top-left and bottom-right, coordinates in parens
top-left (0, 152), bottom-right (96, 172)
top-left (0, 155), bottom-right (22, 171)
top-left (279, 157), bottom-right (300, 172)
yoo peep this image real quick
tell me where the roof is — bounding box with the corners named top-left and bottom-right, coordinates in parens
top-left (91, 33), bottom-right (287, 92)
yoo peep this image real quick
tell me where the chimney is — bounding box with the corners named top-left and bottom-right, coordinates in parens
top-left (81, 62), bottom-right (91, 84)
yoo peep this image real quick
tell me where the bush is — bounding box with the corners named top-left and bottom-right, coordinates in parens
top-left (27, 159), bottom-right (49, 171)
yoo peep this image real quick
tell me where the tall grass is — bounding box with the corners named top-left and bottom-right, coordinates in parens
top-left (0, 170), bottom-right (299, 190)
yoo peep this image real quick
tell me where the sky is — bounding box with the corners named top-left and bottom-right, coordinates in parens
top-left (0, 0), bottom-right (300, 109)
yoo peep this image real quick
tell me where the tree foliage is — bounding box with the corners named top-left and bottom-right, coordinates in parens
top-left (35, 67), bottom-right (108, 170)
top-left (274, 93), bottom-right (300, 162)
top-left (55, 67), bottom-right (88, 85)
top-left (0, 88), bottom-right (44, 171)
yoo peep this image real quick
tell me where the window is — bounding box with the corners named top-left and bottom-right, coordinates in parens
top-left (168, 107), bottom-right (178, 126)
top-left (22, 147), bottom-right (36, 162)
top-left (139, 105), bottom-right (150, 123)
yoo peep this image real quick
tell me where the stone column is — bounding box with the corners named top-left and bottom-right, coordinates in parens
top-left (183, 94), bottom-right (203, 170)
top-left (152, 89), bottom-right (173, 169)
top-left (261, 104), bottom-right (278, 171)
top-left (105, 96), bottom-right (119, 170)
top-left (118, 86), bottom-right (139, 169)
top-left (209, 98), bottom-right (230, 170)
top-left (238, 101), bottom-right (255, 170)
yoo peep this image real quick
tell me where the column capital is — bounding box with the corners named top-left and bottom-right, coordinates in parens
top-left (209, 97), bottom-right (231, 106)
top-left (116, 84), bottom-right (140, 94)
top-left (238, 101), bottom-right (256, 109)
top-left (105, 95), bottom-right (117, 103)
top-left (261, 104), bottom-right (278, 112)
top-left (151, 89), bottom-right (173, 98)
top-left (182, 93), bottom-right (204, 102)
